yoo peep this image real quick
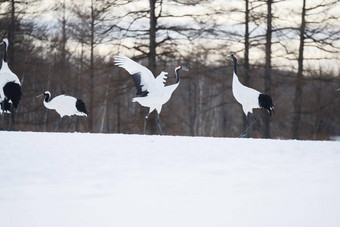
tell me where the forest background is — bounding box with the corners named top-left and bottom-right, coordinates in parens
top-left (0, 0), bottom-right (339, 140)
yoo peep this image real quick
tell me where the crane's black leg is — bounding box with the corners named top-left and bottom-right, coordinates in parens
top-left (8, 103), bottom-right (12, 130)
top-left (240, 113), bottom-right (257, 138)
top-left (248, 113), bottom-right (257, 130)
top-left (55, 118), bottom-right (62, 132)
top-left (240, 115), bottom-right (249, 138)
top-left (70, 117), bottom-right (76, 132)
top-left (156, 113), bottom-right (163, 135)
top-left (144, 113), bottom-right (150, 134)
top-left (251, 114), bottom-right (257, 126)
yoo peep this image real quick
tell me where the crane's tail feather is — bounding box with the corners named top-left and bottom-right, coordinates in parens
top-left (259, 94), bottom-right (274, 116)
top-left (75, 112), bottom-right (87, 117)
top-left (3, 82), bottom-right (22, 108)
top-left (76, 99), bottom-right (88, 116)
top-left (1, 99), bottom-right (11, 113)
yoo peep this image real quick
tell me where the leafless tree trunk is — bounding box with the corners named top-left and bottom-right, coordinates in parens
top-left (292, 0), bottom-right (306, 139)
top-left (8, 0), bottom-right (15, 66)
top-left (148, 0), bottom-right (157, 73)
top-left (263, 0), bottom-right (272, 138)
top-left (243, 0), bottom-right (251, 133)
top-left (244, 0), bottom-right (250, 87)
top-left (60, 0), bottom-right (66, 70)
top-left (144, 0), bottom-right (160, 134)
top-left (88, 0), bottom-right (95, 132)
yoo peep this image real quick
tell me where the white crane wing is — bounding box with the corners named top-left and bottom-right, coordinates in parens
top-left (114, 54), bottom-right (155, 96)
top-left (48, 95), bottom-right (77, 117)
top-left (154, 71), bottom-right (168, 88)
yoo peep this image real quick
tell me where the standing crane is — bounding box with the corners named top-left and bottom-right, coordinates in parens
top-left (229, 54), bottom-right (274, 137)
top-left (36, 91), bottom-right (88, 132)
top-left (114, 54), bottom-right (182, 134)
top-left (0, 39), bottom-right (22, 130)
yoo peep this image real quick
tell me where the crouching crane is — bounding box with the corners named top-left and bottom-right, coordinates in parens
top-left (36, 91), bottom-right (88, 132)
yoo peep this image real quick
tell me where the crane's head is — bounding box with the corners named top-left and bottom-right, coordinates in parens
top-left (1, 39), bottom-right (8, 47)
top-left (228, 54), bottom-right (238, 68)
top-left (228, 53), bottom-right (237, 61)
top-left (175, 65), bottom-right (188, 72)
top-left (36, 91), bottom-right (51, 101)
top-left (44, 91), bottom-right (51, 97)
top-left (43, 91), bottom-right (51, 102)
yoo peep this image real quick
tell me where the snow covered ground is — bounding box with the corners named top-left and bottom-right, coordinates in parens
top-left (0, 131), bottom-right (339, 227)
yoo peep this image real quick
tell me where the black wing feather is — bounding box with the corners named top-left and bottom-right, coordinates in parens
top-left (76, 99), bottom-right (88, 114)
top-left (3, 81), bottom-right (22, 108)
top-left (131, 72), bottom-right (149, 96)
top-left (258, 94), bottom-right (274, 116)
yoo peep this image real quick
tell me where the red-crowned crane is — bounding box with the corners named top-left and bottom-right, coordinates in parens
top-left (114, 54), bottom-right (182, 135)
top-left (36, 91), bottom-right (88, 132)
top-left (0, 38), bottom-right (22, 130)
top-left (229, 54), bottom-right (274, 137)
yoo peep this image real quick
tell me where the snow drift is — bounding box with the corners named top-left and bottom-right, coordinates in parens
top-left (0, 132), bottom-right (339, 227)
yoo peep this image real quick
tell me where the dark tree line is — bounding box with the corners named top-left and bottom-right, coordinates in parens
top-left (0, 0), bottom-right (339, 140)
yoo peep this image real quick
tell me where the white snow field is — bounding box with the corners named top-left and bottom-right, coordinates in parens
top-left (0, 131), bottom-right (340, 227)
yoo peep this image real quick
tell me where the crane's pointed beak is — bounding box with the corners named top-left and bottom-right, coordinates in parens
top-left (181, 66), bottom-right (188, 72)
top-left (35, 94), bottom-right (43, 99)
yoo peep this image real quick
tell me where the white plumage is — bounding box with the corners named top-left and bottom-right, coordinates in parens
top-left (114, 54), bottom-right (182, 134)
top-left (0, 38), bottom-right (22, 130)
top-left (131, 73), bottom-right (179, 114)
top-left (232, 71), bottom-right (261, 115)
top-left (0, 39), bottom-right (21, 100)
top-left (37, 91), bottom-right (87, 131)
top-left (43, 92), bottom-right (87, 117)
top-left (230, 54), bottom-right (274, 137)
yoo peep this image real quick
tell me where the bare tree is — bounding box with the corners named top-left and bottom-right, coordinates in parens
top-left (263, 0), bottom-right (273, 138)
top-left (292, 0), bottom-right (340, 139)
top-left (70, 0), bottom-right (119, 132)
top-left (0, 0), bottom-right (339, 139)
top-left (292, 0), bottom-right (306, 139)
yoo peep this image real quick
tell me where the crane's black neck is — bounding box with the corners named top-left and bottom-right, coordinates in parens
top-left (3, 41), bottom-right (7, 63)
top-left (175, 68), bottom-right (181, 84)
top-left (231, 55), bottom-right (237, 75)
top-left (44, 93), bottom-right (50, 102)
